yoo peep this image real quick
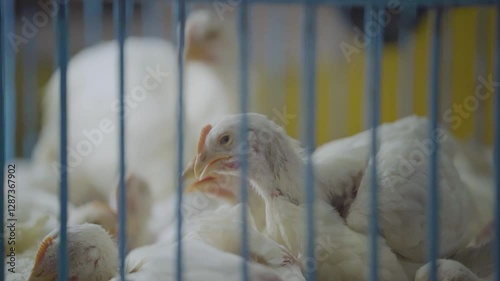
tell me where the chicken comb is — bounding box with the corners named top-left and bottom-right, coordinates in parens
top-left (198, 124), bottom-right (213, 154)
top-left (34, 236), bottom-right (54, 266)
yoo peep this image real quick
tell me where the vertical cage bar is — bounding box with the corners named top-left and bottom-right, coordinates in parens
top-left (172, 2), bottom-right (188, 45)
top-left (363, 6), bottom-right (371, 131)
top-left (238, 0), bottom-right (250, 280)
top-left (114, 0), bottom-right (135, 37)
top-left (493, 7), bottom-right (500, 281)
top-left (21, 4), bottom-right (38, 158)
top-left (175, 0), bottom-right (186, 280)
top-left (114, 0), bottom-right (128, 279)
top-left (364, 3), bottom-right (383, 281)
top-left (4, 0), bottom-right (15, 161)
top-left (83, 0), bottom-right (104, 46)
top-left (55, 0), bottom-right (69, 280)
top-left (171, 1), bottom-right (177, 45)
top-left (0, 0), bottom-right (6, 278)
top-left (302, 1), bottom-right (317, 281)
top-left (142, 0), bottom-right (167, 37)
top-left (427, 8), bottom-right (442, 281)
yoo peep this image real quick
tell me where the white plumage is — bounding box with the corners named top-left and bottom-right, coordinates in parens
top-left (187, 113), bottom-right (495, 280)
top-left (150, 202), bottom-right (304, 281)
top-left (181, 160), bottom-right (267, 232)
top-left (7, 5), bottom-right (492, 280)
top-left (116, 239), bottom-right (293, 281)
top-left (31, 9), bottom-right (245, 206)
top-left (13, 223), bottom-right (118, 281)
top-left (188, 113), bottom-right (409, 281)
top-left (2, 160), bottom-right (119, 255)
top-left (313, 115), bottom-right (488, 264)
top-left (415, 259), bottom-right (483, 281)
top-left (3, 162), bottom-right (69, 254)
top-left (32, 37), bottom-right (233, 204)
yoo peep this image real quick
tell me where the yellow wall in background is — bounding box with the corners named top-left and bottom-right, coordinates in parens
top-left (271, 7), bottom-right (497, 147)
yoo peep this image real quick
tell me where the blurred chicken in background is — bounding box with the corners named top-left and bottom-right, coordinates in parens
top-left (29, 9), bottom-right (249, 206)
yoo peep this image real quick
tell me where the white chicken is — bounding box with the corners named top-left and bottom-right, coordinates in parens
top-left (415, 259), bottom-right (485, 281)
top-left (115, 238), bottom-right (298, 281)
top-left (406, 233), bottom-right (494, 281)
top-left (13, 223), bottom-right (118, 281)
top-left (178, 124), bottom-right (267, 232)
top-left (185, 9), bottom-right (259, 107)
top-left (31, 9), bottom-right (243, 206)
top-left (451, 239), bottom-right (494, 279)
top-left (142, 154), bottom-right (236, 243)
top-left (453, 143), bottom-right (494, 242)
top-left (24, 220), bottom-right (300, 280)
top-left (4, 196), bottom-right (116, 257)
top-left (188, 113), bottom-right (409, 281)
top-left (2, 164), bottom-right (159, 279)
top-left (186, 113), bottom-right (497, 281)
top-left (146, 201), bottom-right (305, 281)
top-left (312, 115), bottom-right (487, 265)
top-left (146, 188), bottom-right (232, 243)
top-left (3, 161), bottom-right (119, 256)
top-left (3, 172), bottom-right (71, 254)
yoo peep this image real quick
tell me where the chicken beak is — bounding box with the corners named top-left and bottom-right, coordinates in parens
top-left (193, 153), bottom-right (230, 181)
top-left (185, 177), bottom-right (237, 203)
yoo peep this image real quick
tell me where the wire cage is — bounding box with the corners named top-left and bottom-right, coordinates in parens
top-left (0, 0), bottom-right (499, 281)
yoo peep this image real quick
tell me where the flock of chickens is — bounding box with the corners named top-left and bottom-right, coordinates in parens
top-left (3, 8), bottom-right (496, 281)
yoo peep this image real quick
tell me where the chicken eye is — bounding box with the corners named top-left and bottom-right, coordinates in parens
top-left (219, 135), bottom-right (231, 146)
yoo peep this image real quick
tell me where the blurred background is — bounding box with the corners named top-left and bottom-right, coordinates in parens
top-left (7, 0), bottom-right (498, 159)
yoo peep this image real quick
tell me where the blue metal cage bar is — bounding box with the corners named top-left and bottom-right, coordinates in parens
top-left (4, 0), bottom-right (15, 162)
top-left (114, 0), bottom-right (128, 280)
top-left (0, 0), bottom-right (6, 278)
top-left (84, 0), bottom-right (104, 47)
top-left (55, 1), bottom-right (69, 280)
top-left (175, 0), bottom-right (186, 280)
top-left (427, 8), bottom-right (443, 281)
top-left (113, 0), bottom-right (135, 37)
top-left (365, 1), bottom-right (384, 280)
top-left (238, 0), bottom-right (251, 280)
top-left (301, 1), bottom-right (317, 281)
top-left (142, 0), bottom-right (167, 37)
